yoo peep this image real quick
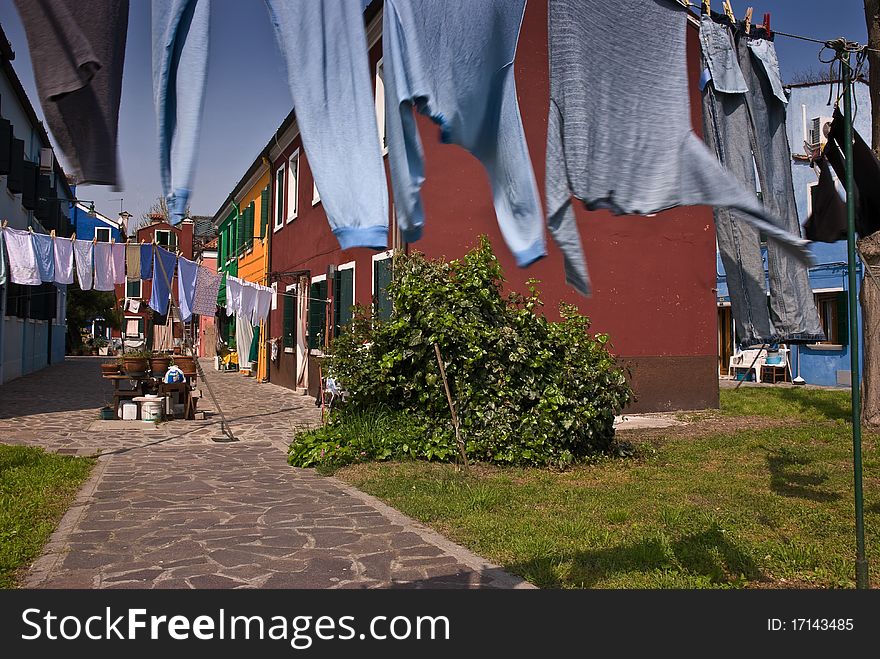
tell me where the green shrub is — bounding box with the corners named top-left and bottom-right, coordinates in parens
top-left (289, 237), bottom-right (632, 469)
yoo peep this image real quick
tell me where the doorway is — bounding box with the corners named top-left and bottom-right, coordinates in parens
top-left (718, 305), bottom-right (733, 376)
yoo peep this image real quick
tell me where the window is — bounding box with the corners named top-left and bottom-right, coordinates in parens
top-left (334, 263), bottom-right (355, 337)
top-left (287, 150), bottom-right (300, 223)
top-left (155, 229), bottom-right (177, 250)
top-left (125, 316), bottom-right (144, 338)
top-left (312, 180), bottom-right (320, 206)
top-left (260, 185), bottom-right (270, 239)
top-left (814, 290), bottom-right (848, 346)
top-left (807, 181), bottom-right (818, 217)
top-left (95, 227), bottom-right (111, 242)
top-left (126, 279), bottom-right (142, 299)
top-left (372, 251), bottom-right (393, 321)
top-left (375, 59), bottom-right (387, 155)
top-left (274, 165), bottom-right (285, 231)
top-left (283, 284), bottom-right (296, 350)
top-left (308, 276), bottom-right (328, 350)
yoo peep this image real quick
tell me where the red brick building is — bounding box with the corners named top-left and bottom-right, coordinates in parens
top-left (220, 3), bottom-right (716, 412)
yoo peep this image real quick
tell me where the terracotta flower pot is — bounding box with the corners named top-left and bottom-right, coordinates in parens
top-left (150, 355), bottom-right (171, 377)
top-left (123, 356), bottom-right (149, 376)
top-left (173, 355), bottom-right (196, 376)
top-left (100, 362), bottom-right (120, 376)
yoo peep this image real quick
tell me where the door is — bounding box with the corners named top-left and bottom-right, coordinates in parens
top-left (203, 324), bottom-right (216, 358)
top-left (718, 305), bottom-right (733, 376)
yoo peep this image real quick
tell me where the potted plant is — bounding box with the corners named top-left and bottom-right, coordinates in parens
top-left (150, 352), bottom-right (172, 377)
top-left (100, 358), bottom-right (121, 376)
top-left (171, 353), bottom-right (196, 377)
top-left (123, 350), bottom-right (150, 376)
top-left (95, 337), bottom-right (110, 355)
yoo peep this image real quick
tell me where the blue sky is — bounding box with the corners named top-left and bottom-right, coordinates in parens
top-left (0, 0), bottom-right (870, 222)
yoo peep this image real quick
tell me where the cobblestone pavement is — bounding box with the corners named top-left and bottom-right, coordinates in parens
top-left (2, 358), bottom-right (530, 589)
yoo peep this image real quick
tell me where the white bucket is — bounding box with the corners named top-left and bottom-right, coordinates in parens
top-left (119, 402), bottom-right (137, 420)
top-left (141, 400), bottom-right (163, 422)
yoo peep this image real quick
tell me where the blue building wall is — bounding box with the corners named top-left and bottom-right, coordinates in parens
top-left (70, 192), bottom-right (123, 242)
top-left (716, 81), bottom-right (871, 387)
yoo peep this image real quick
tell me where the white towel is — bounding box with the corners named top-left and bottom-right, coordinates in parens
top-left (111, 242), bottom-right (126, 284)
top-left (239, 280), bottom-right (258, 323)
top-left (2, 228), bottom-right (41, 286)
top-left (73, 240), bottom-right (94, 290)
top-left (252, 285), bottom-right (273, 324)
top-left (53, 238), bottom-right (74, 284)
top-left (93, 242), bottom-right (115, 291)
top-left (225, 275), bottom-right (242, 317)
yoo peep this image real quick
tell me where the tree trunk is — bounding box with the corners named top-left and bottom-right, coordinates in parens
top-left (866, 1), bottom-right (880, 156)
top-left (858, 233), bottom-right (880, 426)
top-left (860, 2), bottom-right (880, 426)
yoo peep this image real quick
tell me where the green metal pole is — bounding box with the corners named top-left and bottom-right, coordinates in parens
top-left (841, 49), bottom-right (869, 589)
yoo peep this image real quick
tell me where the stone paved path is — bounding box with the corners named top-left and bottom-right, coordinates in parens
top-left (1, 358), bottom-right (529, 589)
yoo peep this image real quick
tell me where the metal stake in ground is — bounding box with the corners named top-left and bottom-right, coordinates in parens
top-left (433, 343), bottom-right (468, 470)
top-left (837, 44), bottom-right (869, 589)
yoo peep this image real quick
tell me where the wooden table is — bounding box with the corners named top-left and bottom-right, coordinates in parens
top-left (104, 374), bottom-right (157, 418)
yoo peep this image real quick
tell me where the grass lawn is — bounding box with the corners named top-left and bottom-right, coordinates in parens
top-left (0, 445), bottom-right (94, 588)
top-left (337, 386), bottom-right (879, 588)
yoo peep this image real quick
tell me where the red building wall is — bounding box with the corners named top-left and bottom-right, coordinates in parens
top-left (111, 220), bottom-right (195, 343)
top-left (267, 5), bottom-right (717, 411)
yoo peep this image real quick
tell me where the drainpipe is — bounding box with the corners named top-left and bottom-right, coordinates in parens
top-left (260, 154), bottom-right (272, 382)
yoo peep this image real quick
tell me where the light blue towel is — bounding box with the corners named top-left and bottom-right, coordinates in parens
top-left (32, 232), bottom-right (55, 283)
top-left (152, 0), bottom-right (210, 224)
top-left (382, 0), bottom-right (545, 267)
top-left (176, 255), bottom-right (198, 322)
top-left (263, 0), bottom-right (388, 250)
top-left (149, 246), bottom-right (178, 314)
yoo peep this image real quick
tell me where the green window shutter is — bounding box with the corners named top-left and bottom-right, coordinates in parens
top-left (236, 209), bottom-right (246, 255)
top-left (260, 186), bottom-right (270, 239)
top-left (308, 280), bottom-right (327, 350)
top-left (248, 201), bottom-right (256, 243)
top-left (836, 291), bottom-right (849, 346)
top-left (283, 290), bottom-right (295, 348)
top-left (373, 258), bottom-right (392, 321)
top-left (334, 268), bottom-right (354, 336)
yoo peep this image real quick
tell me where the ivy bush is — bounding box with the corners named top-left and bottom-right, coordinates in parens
top-left (289, 237), bottom-right (632, 469)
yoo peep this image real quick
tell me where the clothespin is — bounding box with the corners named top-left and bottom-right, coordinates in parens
top-left (28, 225), bottom-right (34, 233)
top-left (762, 12), bottom-right (771, 36)
top-left (50, 229), bottom-right (56, 239)
top-left (1, 219), bottom-right (7, 229)
top-left (70, 232), bottom-right (76, 241)
top-left (744, 7), bottom-right (753, 35)
top-left (723, 1), bottom-right (735, 23)
top-left (92, 234), bottom-right (98, 244)
top-left (701, 0), bottom-right (710, 14)
top-left (110, 237), bottom-right (115, 244)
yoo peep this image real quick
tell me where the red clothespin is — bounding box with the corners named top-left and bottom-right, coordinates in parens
top-left (762, 12), bottom-right (771, 37)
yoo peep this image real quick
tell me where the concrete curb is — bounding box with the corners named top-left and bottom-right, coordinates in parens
top-left (329, 476), bottom-right (537, 590)
top-left (24, 455), bottom-right (110, 587)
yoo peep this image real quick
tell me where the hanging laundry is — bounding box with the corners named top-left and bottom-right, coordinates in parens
top-left (53, 237), bottom-right (74, 285)
top-left (739, 31), bottom-right (823, 343)
top-left (32, 233), bottom-right (55, 283)
top-left (382, 0), bottom-right (544, 267)
top-left (3, 228), bottom-right (41, 286)
top-left (152, 0), bottom-right (210, 223)
top-left (826, 109), bottom-right (880, 238)
top-left (804, 156), bottom-right (847, 243)
top-left (176, 256), bottom-right (198, 322)
top-left (140, 243), bottom-right (154, 279)
top-left (252, 285), bottom-right (272, 324)
top-left (73, 239), bottom-right (94, 290)
top-left (149, 246), bottom-right (178, 314)
top-left (125, 243), bottom-right (140, 280)
top-left (262, 0), bottom-right (388, 250)
top-left (544, 0), bottom-right (813, 297)
top-left (225, 275), bottom-right (243, 317)
top-left (110, 242), bottom-right (126, 284)
top-left (235, 315), bottom-right (255, 369)
top-left (699, 16), bottom-right (823, 345)
top-left (192, 265), bottom-right (221, 316)
top-left (93, 242), bottom-right (114, 291)
top-left (239, 280), bottom-right (258, 325)
top-left (0, 229), bottom-right (6, 287)
top-left (12, 0), bottom-right (129, 186)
